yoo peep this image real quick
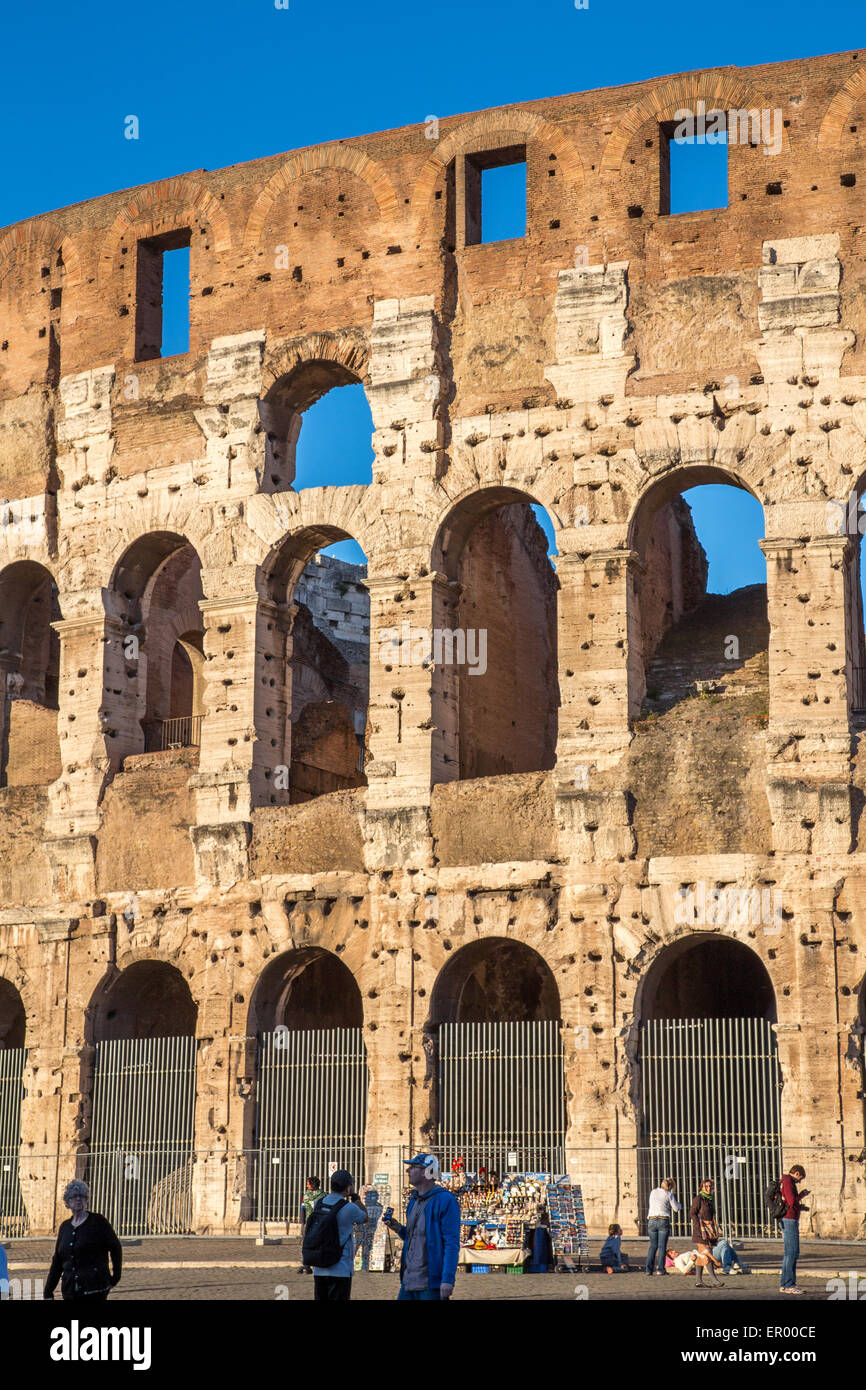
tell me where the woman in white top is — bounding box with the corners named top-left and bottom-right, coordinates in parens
top-left (645, 1177), bottom-right (682, 1275)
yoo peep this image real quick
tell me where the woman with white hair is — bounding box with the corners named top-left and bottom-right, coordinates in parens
top-left (43, 1180), bottom-right (122, 1301)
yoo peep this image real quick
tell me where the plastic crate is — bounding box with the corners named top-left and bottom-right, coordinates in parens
top-left (470, 1264), bottom-right (490, 1274)
top-left (505, 1265), bottom-right (525, 1274)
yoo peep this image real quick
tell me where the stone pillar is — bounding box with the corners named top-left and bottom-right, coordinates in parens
top-left (762, 533), bottom-right (853, 855)
top-left (189, 577), bottom-right (278, 886)
top-left (44, 603), bottom-right (132, 899)
top-left (554, 550), bottom-right (639, 862)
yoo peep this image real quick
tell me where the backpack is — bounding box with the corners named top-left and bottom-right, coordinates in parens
top-left (301, 1197), bottom-right (350, 1268)
top-left (766, 1178), bottom-right (787, 1222)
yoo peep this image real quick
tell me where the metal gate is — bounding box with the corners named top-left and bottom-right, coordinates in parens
top-left (438, 1021), bottom-right (566, 1176)
top-left (639, 1017), bottom-right (783, 1238)
top-left (256, 1028), bottom-right (368, 1222)
top-left (0, 1047), bottom-right (27, 1235)
top-left (88, 1036), bottom-right (197, 1235)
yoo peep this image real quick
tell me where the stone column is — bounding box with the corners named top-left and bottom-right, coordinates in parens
top-left (554, 549), bottom-right (639, 862)
top-left (761, 533), bottom-right (853, 855)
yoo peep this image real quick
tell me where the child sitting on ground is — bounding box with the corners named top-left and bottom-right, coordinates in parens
top-left (599, 1223), bottom-right (629, 1272)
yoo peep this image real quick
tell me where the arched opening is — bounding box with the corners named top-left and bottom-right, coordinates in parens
top-left (109, 533), bottom-right (205, 759)
top-left (0, 978), bottom-right (27, 1234)
top-left (251, 949), bottom-right (367, 1221)
top-left (638, 934), bottom-right (782, 1238)
top-left (0, 560), bottom-right (61, 786)
top-left (838, 480), bottom-right (866, 712)
top-left (627, 472), bottom-right (769, 855)
top-left (87, 962), bottom-right (197, 1234)
top-left (431, 489), bottom-right (559, 782)
top-left (260, 527), bottom-right (369, 805)
top-left (260, 359), bottom-right (373, 493)
top-left (429, 938), bottom-right (565, 1177)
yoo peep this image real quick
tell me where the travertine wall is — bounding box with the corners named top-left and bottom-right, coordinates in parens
top-left (0, 49), bottom-right (865, 1236)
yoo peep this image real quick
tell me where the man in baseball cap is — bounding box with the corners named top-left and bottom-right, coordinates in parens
top-left (383, 1154), bottom-right (460, 1300)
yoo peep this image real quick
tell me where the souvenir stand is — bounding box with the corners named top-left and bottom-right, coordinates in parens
top-left (448, 1170), bottom-right (549, 1271)
top-left (546, 1181), bottom-right (590, 1271)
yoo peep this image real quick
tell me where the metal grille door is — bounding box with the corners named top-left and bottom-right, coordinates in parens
top-left (89, 1036), bottom-right (197, 1235)
top-left (438, 1021), bottom-right (566, 1176)
top-left (0, 1047), bottom-right (27, 1234)
top-left (257, 1028), bottom-right (368, 1221)
top-left (639, 1017), bottom-right (783, 1238)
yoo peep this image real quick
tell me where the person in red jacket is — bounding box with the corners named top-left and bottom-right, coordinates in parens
top-left (779, 1164), bottom-right (810, 1293)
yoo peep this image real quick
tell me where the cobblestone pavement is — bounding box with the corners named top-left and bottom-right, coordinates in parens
top-left (7, 1236), bottom-right (863, 1301)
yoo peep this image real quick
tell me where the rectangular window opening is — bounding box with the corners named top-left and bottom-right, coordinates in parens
top-left (135, 229), bottom-right (191, 361)
top-left (465, 146), bottom-right (527, 245)
top-left (660, 121), bottom-right (728, 215)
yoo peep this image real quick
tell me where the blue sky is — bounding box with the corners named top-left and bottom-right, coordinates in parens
top-left (1, 0), bottom-right (860, 585)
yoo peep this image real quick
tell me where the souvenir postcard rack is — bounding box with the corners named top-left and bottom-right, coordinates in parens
top-left (546, 1181), bottom-right (590, 1271)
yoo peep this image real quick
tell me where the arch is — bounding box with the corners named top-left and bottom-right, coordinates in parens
top-left (638, 933), bottom-right (777, 1022)
top-left (430, 937), bottom-right (561, 1026)
top-left (262, 333), bottom-right (370, 398)
top-left (411, 107), bottom-right (584, 227)
top-left (0, 976), bottom-right (26, 1050)
top-left (601, 74), bottom-right (791, 174)
top-left (245, 144), bottom-right (400, 248)
top-left (250, 947), bottom-right (363, 1033)
top-left (89, 960), bottom-right (197, 1043)
top-left (98, 174), bottom-right (232, 285)
top-left (110, 530), bottom-right (197, 616)
top-left (627, 464), bottom-right (762, 559)
top-left (0, 218), bottom-right (82, 290)
top-left (430, 487), bottom-right (559, 782)
top-left (0, 560), bottom-right (61, 786)
top-left (817, 66), bottom-right (866, 151)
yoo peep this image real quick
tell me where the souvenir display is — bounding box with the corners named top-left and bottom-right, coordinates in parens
top-left (546, 1182), bottom-right (590, 1271)
top-left (446, 1171), bottom-right (550, 1268)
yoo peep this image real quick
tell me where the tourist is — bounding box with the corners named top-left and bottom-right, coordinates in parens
top-left (712, 1233), bottom-right (748, 1275)
top-left (303, 1170), bottom-right (367, 1301)
top-left (300, 1175), bottom-right (325, 1274)
top-left (43, 1180), bottom-right (122, 1301)
top-left (645, 1176), bottom-right (681, 1275)
top-left (0, 1239), bottom-right (8, 1293)
top-left (384, 1153), bottom-right (460, 1300)
top-left (599, 1222), bottom-right (629, 1272)
top-left (779, 1164), bottom-right (810, 1294)
top-left (689, 1178), bottom-right (724, 1288)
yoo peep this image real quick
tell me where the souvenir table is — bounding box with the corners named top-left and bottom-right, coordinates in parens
top-left (447, 1172), bottom-right (548, 1269)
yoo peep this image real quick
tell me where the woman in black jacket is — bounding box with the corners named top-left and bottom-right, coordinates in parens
top-left (44, 1180), bottom-right (122, 1301)
top-left (689, 1178), bottom-right (724, 1288)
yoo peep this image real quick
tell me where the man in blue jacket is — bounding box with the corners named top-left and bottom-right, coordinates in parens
top-left (384, 1153), bottom-right (460, 1301)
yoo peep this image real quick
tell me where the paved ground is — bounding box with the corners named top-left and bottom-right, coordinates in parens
top-left (6, 1236), bottom-right (864, 1300)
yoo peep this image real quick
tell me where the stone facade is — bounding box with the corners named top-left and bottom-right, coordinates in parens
top-left (0, 49), bottom-right (865, 1237)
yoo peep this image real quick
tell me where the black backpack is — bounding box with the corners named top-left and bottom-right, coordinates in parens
top-left (301, 1198), bottom-right (349, 1268)
top-left (766, 1178), bottom-right (787, 1222)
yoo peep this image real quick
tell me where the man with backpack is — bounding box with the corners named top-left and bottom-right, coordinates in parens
top-left (302, 1169), bottom-right (367, 1301)
top-left (769, 1164), bottom-right (810, 1294)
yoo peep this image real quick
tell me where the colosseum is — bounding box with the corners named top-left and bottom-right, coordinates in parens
top-left (0, 47), bottom-right (864, 1243)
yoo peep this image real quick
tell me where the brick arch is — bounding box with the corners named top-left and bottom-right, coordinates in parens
top-left (430, 482), bottom-right (561, 579)
top-left (244, 145), bottom-right (400, 249)
top-left (818, 66), bottom-right (866, 150)
top-left (411, 108), bottom-right (584, 226)
top-left (0, 218), bottom-right (83, 290)
top-left (0, 968), bottom-right (30, 1048)
top-left (98, 175), bottom-right (232, 284)
top-left (263, 332), bottom-right (370, 395)
top-left (600, 74), bottom-right (791, 174)
top-left (255, 493), bottom-right (371, 601)
top-left (627, 460), bottom-right (764, 557)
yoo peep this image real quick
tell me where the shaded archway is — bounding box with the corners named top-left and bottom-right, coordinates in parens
top-left (0, 560), bottom-right (61, 786)
top-left (429, 938), bottom-right (565, 1177)
top-left (109, 533), bottom-right (205, 759)
top-left (0, 977), bottom-right (27, 1233)
top-left (250, 948), bottom-right (367, 1222)
top-left (431, 488), bottom-right (559, 782)
top-left (87, 962), bottom-right (197, 1234)
top-left (637, 933), bottom-right (782, 1238)
top-left (259, 527), bottom-right (369, 806)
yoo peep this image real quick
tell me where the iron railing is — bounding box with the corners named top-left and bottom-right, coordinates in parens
top-left (438, 1021), bottom-right (567, 1179)
top-left (142, 715), bottom-right (202, 752)
top-left (0, 1047), bottom-right (26, 1237)
top-left (256, 1028), bottom-right (368, 1224)
top-left (639, 1017), bottom-right (783, 1238)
